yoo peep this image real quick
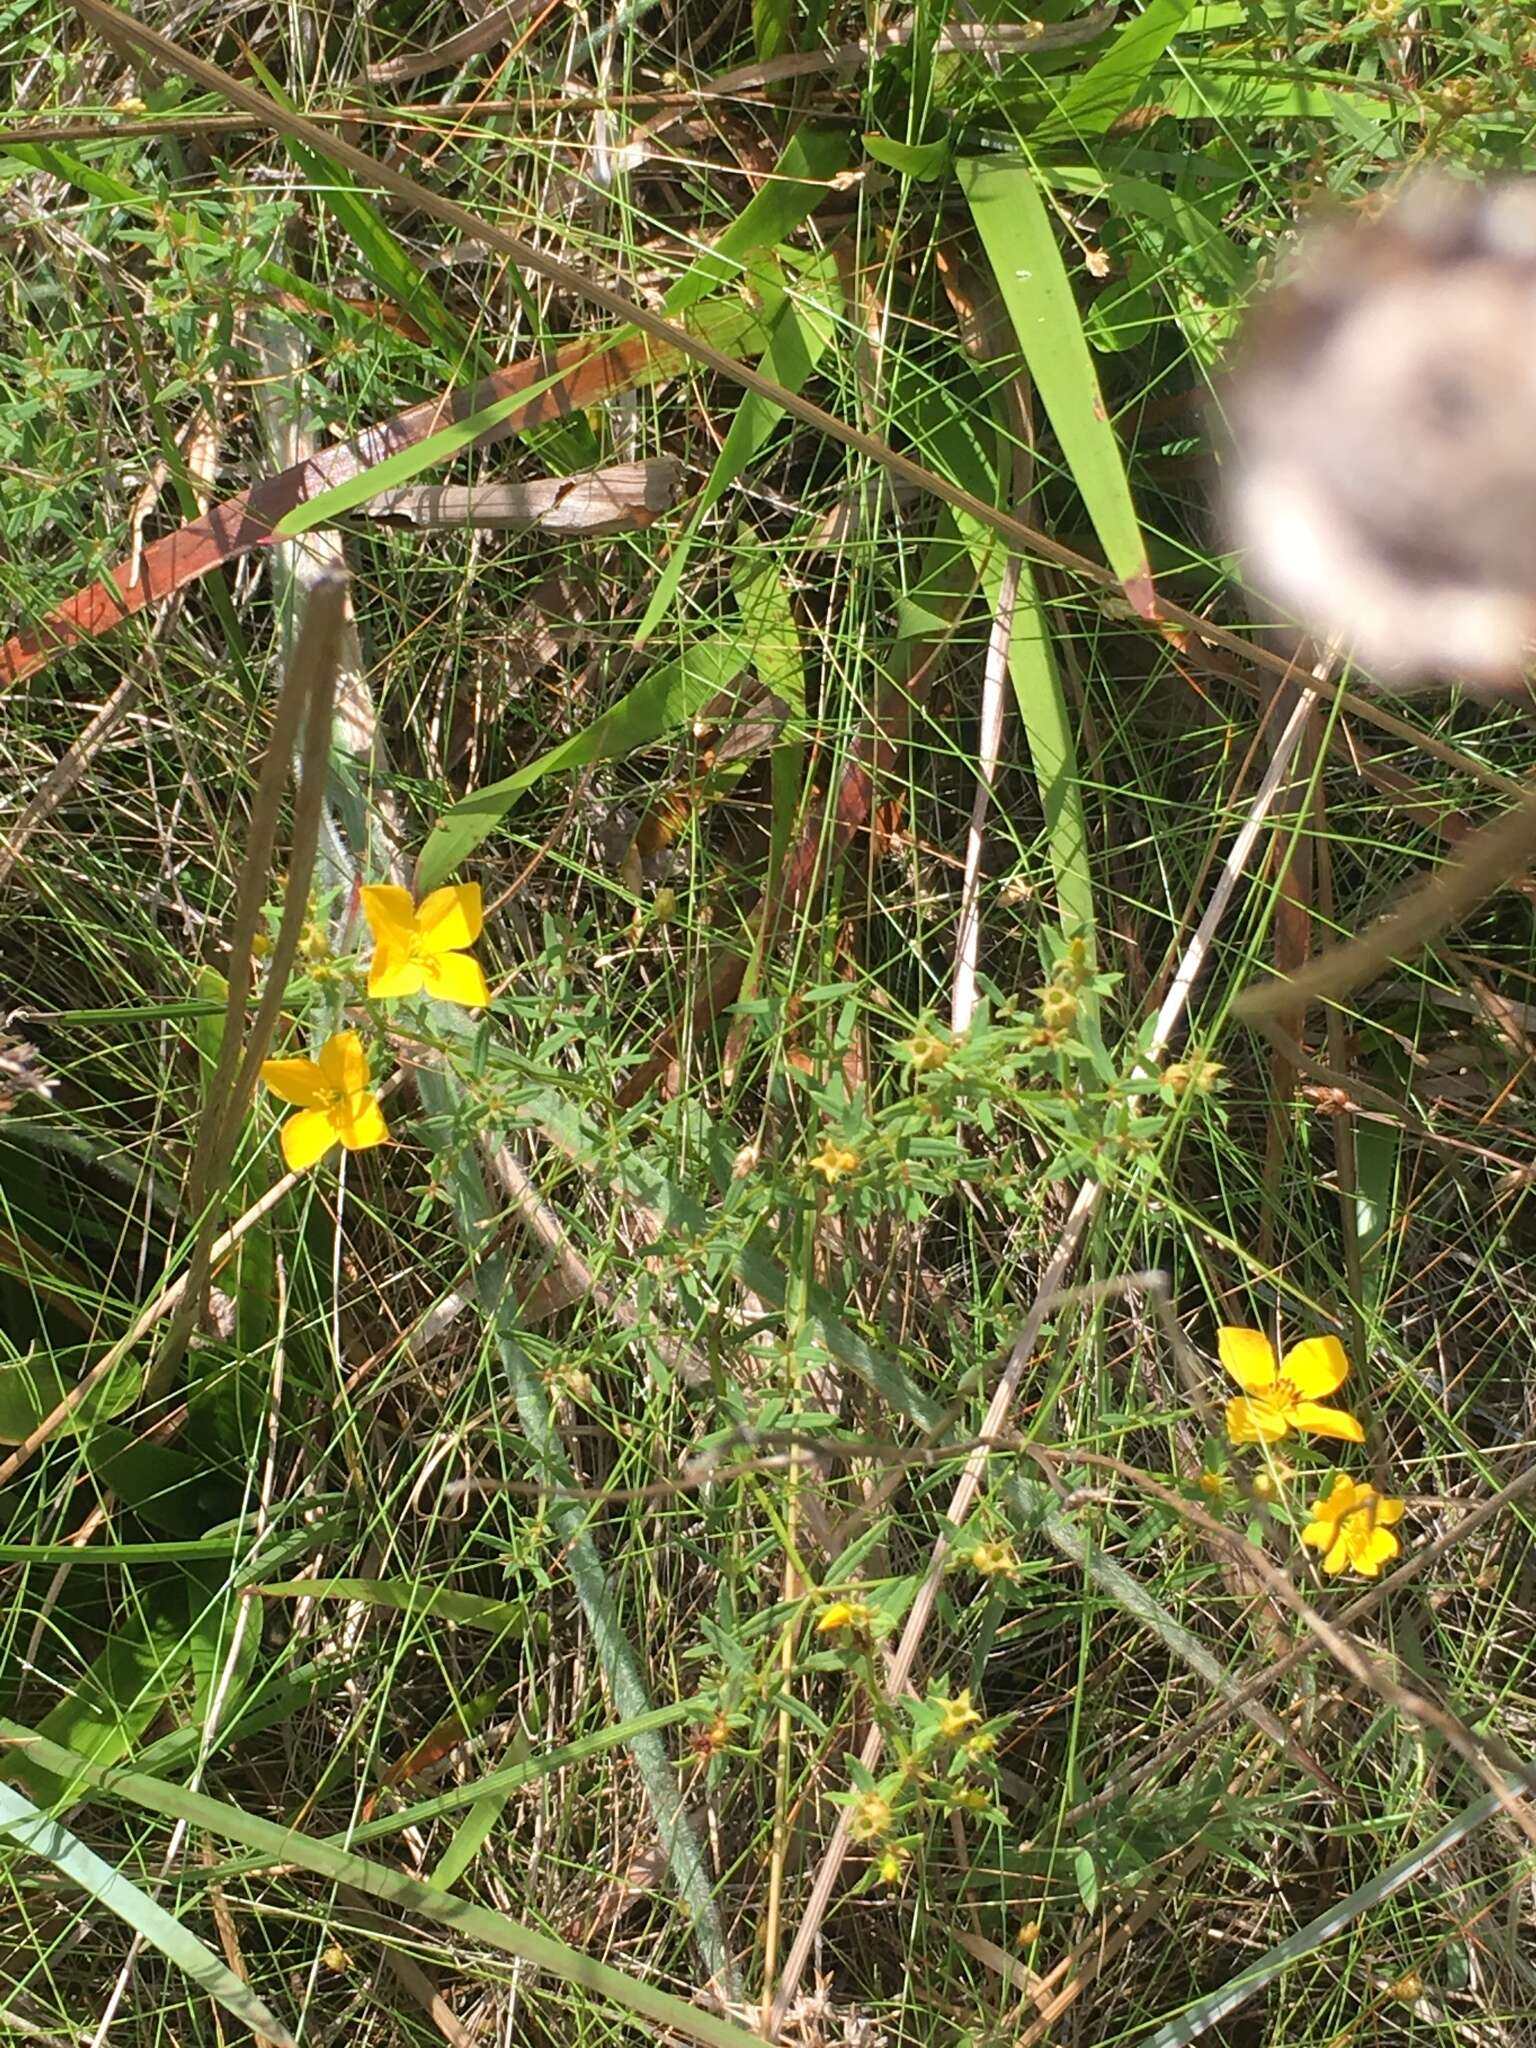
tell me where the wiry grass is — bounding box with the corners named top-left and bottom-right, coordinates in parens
top-left (3, 3), bottom-right (1536, 2045)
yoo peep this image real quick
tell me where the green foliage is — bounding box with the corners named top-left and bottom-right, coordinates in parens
top-left (5, 1), bottom-right (1536, 2043)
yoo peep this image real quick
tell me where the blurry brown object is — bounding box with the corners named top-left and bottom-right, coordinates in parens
top-left (1222, 176), bottom-right (1536, 690)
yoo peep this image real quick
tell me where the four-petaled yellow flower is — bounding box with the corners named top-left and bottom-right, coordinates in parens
top-left (1220, 1327), bottom-right (1364, 1446)
top-left (261, 1030), bottom-right (389, 1173)
top-left (361, 883), bottom-right (490, 1008)
top-left (808, 1139), bottom-right (859, 1184)
top-left (1302, 1474), bottom-right (1405, 1577)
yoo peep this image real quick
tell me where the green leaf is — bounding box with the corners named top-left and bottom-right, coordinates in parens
top-left (417, 637), bottom-right (749, 889)
top-left (18, 1589), bottom-right (194, 1803)
top-left (1074, 1844), bottom-right (1101, 1913)
top-left (751, 0), bottom-right (792, 65)
top-left (432, 1789), bottom-right (513, 1890)
top-left (863, 129), bottom-right (952, 181)
top-left (270, 352), bottom-right (613, 539)
top-left (0, 1783), bottom-right (298, 2047)
top-left (662, 127), bottom-right (851, 316)
top-left (1033, 0), bottom-right (1196, 140)
top-left (732, 550), bottom-right (807, 715)
top-left (257, 1577), bottom-right (531, 1633)
top-left (959, 156), bottom-right (1154, 613)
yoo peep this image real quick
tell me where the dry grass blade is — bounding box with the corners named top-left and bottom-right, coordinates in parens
top-left (362, 460), bottom-right (682, 533)
top-left (1236, 779), bottom-right (1536, 1025)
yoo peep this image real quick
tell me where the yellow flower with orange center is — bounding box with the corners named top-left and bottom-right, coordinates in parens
top-left (361, 883), bottom-right (489, 1008)
top-left (1219, 1327), bottom-right (1364, 1446)
top-left (1302, 1474), bottom-right (1405, 1577)
top-left (260, 1030), bottom-right (389, 1173)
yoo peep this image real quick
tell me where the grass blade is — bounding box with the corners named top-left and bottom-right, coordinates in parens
top-left (0, 1723), bottom-right (761, 2048)
top-left (417, 637), bottom-right (749, 889)
top-left (960, 155), bottom-right (1154, 613)
top-left (0, 1782), bottom-right (298, 2047)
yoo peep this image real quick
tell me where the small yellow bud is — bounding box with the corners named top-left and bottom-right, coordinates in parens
top-left (876, 1845), bottom-right (907, 1884)
top-left (1387, 1972), bottom-right (1423, 2004)
top-left (1164, 1055), bottom-right (1225, 1099)
top-left (1198, 1470), bottom-right (1227, 1499)
top-left (299, 920), bottom-right (331, 963)
top-left (1250, 1470), bottom-right (1282, 1502)
top-left (652, 887), bottom-right (678, 923)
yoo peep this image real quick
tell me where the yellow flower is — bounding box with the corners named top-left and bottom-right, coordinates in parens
top-left (969, 1540), bottom-right (1019, 1580)
top-left (850, 1791), bottom-right (892, 1842)
top-left (876, 1845), bottom-right (908, 1884)
top-left (1197, 1470), bottom-right (1227, 1500)
top-left (260, 1030), bottom-right (389, 1173)
top-left (808, 1139), bottom-right (859, 1185)
top-left (902, 1027), bottom-right (952, 1074)
top-left (816, 1599), bottom-right (875, 1637)
top-left (935, 1690), bottom-right (982, 1742)
top-left (361, 883), bottom-right (490, 1008)
top-left (1301, 1474), bottom-right (1405, 1577)
top-left (1219, 1328), bottom-right (1364, 1446)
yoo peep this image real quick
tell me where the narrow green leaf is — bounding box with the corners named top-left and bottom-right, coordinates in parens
top-left (432, 1789), bottom-right (513, 1890)
top-left (732, 550), bottom-right (807, 715)
top-left (0, 1722), bottom-right (761, 2048)
top-left (417, 638), bottom-right (749, 889)
top-left (662, 127), bottom-right (851, 316)
top-left (863, 129), bottom-right (952, 181)
top-left (959, 156), bottom-right (1154, 613)
top-left (1033, 0), bottom-right (1196, 140)
top-left (0, 1783), bottom-right (298, 2047)
top-left (257, 1578), bottom-right (530, 1633)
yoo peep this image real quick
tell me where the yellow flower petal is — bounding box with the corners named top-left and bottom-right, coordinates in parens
top-left (333, 1095), bottom-right (390, 1153)
top-left (1218, 1327), bottom-right (1279, 1393)
top-left (422, 948), bottom-right (490, 1009)
top-left (1225, 1395), bottom-right (1288, 1444)
top-left (367, 940), bottom-right (426, 1000)
top-left (1373, 1495), bottom-right (1405, 1526)
top-left (280, 1106), bottom-right (342, 1173)
top-left (416, 883), bottom-right (482, 954)
top-left (1291, 1401), bottom-right (1365, 1443)
top-left (260, 1056), bottom-right (325, 1108)
top-left (316, 1031), bottom-right (371, 1098)
top-left (360, 884), bottom-right (417, 948)
top-left (1280, 1335), bottom-right (1350, 1399)
top-left (1355, 1526), bottom-right (1401, 1576)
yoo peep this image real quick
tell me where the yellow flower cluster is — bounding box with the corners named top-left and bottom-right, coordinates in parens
top-left (1217, 1326), bottom-right (1406, 1578)
top-left (260, 883), bottom-right (489, 1174)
